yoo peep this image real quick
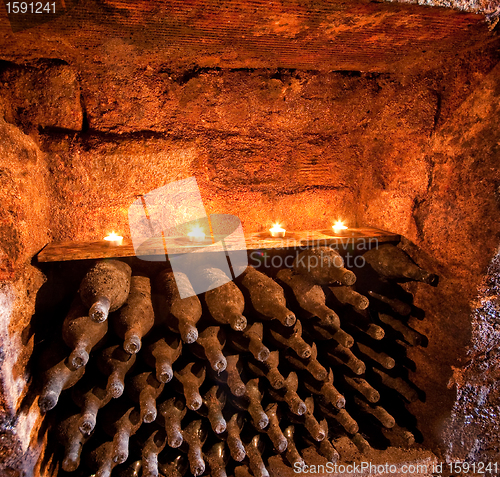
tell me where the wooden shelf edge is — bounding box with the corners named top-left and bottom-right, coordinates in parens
top-left (37, 228), bottom-right (400, 263)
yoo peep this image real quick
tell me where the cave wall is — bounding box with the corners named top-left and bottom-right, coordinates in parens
top-left (0, 1), bottom-right (499, 474)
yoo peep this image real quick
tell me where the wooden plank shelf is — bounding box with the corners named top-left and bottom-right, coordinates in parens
top-left (37, 228), bottom-right (400, 263)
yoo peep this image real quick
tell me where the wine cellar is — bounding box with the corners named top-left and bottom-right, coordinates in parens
top-left (1, 1), bottom-right (500, 476)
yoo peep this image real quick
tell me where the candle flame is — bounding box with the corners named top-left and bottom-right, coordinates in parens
top-left (332, 220), bottom-right (348, 233)
top-left (187, 225), bottom-right (206, 241)
top-left (104, 232), bottom-right (122, 241)
top-left (270, 223), bottom-right (285, 233)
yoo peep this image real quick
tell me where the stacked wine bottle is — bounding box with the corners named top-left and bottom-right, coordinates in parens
top-left (37, 244), bottom-right (438, 477)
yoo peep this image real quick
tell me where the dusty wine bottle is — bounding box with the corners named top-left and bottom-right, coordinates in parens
top-left (158, 451), bottom-right (188, 477)
top-left (38, 345), bottom-right (86, 412)
top-left (353, 396), bottom-right (395, 428)
top-left (277, 269), bottom-right (340, 327)
top-left (97, 344), bottom-right (136, 399)
top-left (117, 460), bottom-right (142, 477)
top-left (284, 343), bottom-right (328, 382)
top-left (58, 413), bottom-right (90, 472)
top-left (371, 367), bottom-right (419, 402)
top-left (87, 440), bottom-right (117, 477)
top-left (143, 334), bottom-right (182, 384)
top-left (343, 375), bottom-right (380, 403)
top-left (157, 396), bottom-right (186, 448)
top-left (283, 425), bottom-right (305, 468)
top-left (307, 320), bottom-right (354, 348)
top-left (293, 247), bottom-right (356, 286)
top-left (142, 428), bottom-right (167, 477)
top-left (190, 326), bottom-right (227, 373)
top-left (303, 422), bottom-right (339, 463)
top-left (205, 441), bottom-right (229, 477)
top-left (318, 403), bottom-right (359, 435)
top-left (303, 369), bottom-right (346, 410)
top-left (268, 372), bottom-right (307, 416)
top-left (246, 350), bottom-right (286, 389)
top-left (112, 275), bottom-right (154, 354)
top-left (302, 397), bottom-right (327, 442)
top-left (351, 433), bottom-right (371, 453)
top-left (126, 371), bottom-right (165, 423)
top-left (368, 290), bottom-right (411, 316)
top-left (62, 297), bottom-right (108, 370)
top-left (174, 362), bottom-right (206, 411)
top-left (329, 285), bottom-right (369, 310)
top-left (156, 270), bottom-right (202, 344)
top-left (363, 244), bottom-right (438, 285)
top-left (226, 413), bottom-right (246, 462)
top-left (228, 322), bottom-right (270, 362)
top-left (200, 385), bottom-right (227, 434)
top-left (244, 378), bottom-right (269, 429)
top-left (101, 400), bottom-right (141, 464)
top-left (381, 424), bottom-right (416, 448)
top-left (264, 402), bottom-right (288, 453)
top-left (378, 313), bottom-right (423, 346)
top-left (182, 419), bottom-right (208, 477)
top-left (79, 259), bottom-right (132, 323)
top-left (268, 320), bottom-right (312, 359)
top-left (356, 342), bottom-right (395, 370)
top-left (202, 267), bottom-right (247, 331)
top-left (72, 379), bottom-right (111, 435)
top-left (238, 266), bottom-right (296, 326)
top-left (244, 434), bottom-right (269, 477)
top-left (327, 343), bottom-right (366, 375)
top-left (209, 353), bottom-right (246, 397)
top-left (343, 308), bottom-right (385, 340)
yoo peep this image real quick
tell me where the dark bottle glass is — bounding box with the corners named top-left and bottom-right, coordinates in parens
top-left (353, 395), bottom-right (396, 428)
top-left (368, 290), bottom-right (411, 316)
top-left (283, 425), bottom-right (305, 468)
top-left (158, 450), bottom-right (188, 477)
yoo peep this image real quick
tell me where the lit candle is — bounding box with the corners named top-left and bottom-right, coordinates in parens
top-left (104, 232), bottom-right (124, 246)
top-left (269, 223), bottom-right (286, 238)
top-left (187, 226), bottom-right (206, 242)
top-left (332, 220), bottom-right (348, 234)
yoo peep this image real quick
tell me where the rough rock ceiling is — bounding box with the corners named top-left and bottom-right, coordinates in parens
top-left (0, 0), bottom-right (498, 74)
